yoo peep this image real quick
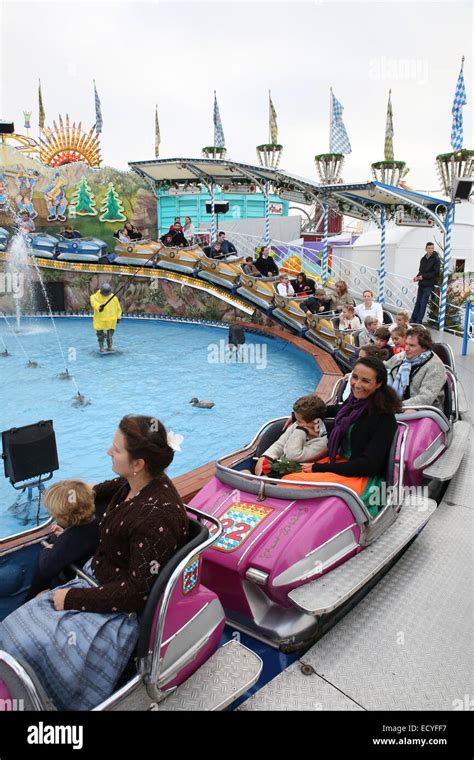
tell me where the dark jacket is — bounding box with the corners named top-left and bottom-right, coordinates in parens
top-left (291, 278), bottom-right (316, 295)
top-left (311, 405), bottom-right (398, 477)
top-left (219, 240), bottom-right (237, 255)
top-left (416, 252), bottom-right (441, 289)
top-left (161, 231), bottom-right (188, 247)
top-left (64, 475), bottom-right (189, 614)
top-left (255, 255), bottom-right (279, 277)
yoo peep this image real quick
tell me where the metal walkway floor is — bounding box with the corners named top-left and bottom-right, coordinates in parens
top-left (239, 340), bottom-right (473, 711)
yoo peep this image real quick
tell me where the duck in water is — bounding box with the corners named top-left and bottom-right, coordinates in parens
top-left (190, 397), bottom-right (215, 409)
top-left (72, 392), bottom-right (91, 408)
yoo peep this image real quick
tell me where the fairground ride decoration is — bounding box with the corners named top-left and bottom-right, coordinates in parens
top-left (6, 114), bottom-right (102, 168)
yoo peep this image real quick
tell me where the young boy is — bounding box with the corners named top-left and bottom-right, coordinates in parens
top-left (25, 480), bottom-right (100, 600)
top-left (391, 325), bottom-right (407, 354)
top-left (254, 395), bottom-right (328, 475)
top-left (358, 315), bottom-right (379, 347)
top-left (389, 309), bottom-right (410, 332)
top-left (374, 326), bottom-right (394, 358)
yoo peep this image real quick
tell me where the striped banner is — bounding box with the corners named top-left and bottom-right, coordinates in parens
top-left (451, 59), bottom-right (466, 151)
top-left (264, 183), bottom-right (271, 246)
top-left (384, 91), bottom-right (394, 161)
top-left (378, 206), bottom-right (387, 301)
top-left (93, 80), bottom-right (103, 134)
top-left (438, 203), bottom-right (454, 331)
top-left (38, 80), bottom-right (45, 129)
top-left (321, 204), bottom-right (329, 284)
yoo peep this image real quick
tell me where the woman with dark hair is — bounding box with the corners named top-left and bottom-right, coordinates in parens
top-left (282, 357), bottom-right (402, 515)
top-left (291, 272), bottom-right (316, 296)
top-left (0, 415), bottom-right (188, 711)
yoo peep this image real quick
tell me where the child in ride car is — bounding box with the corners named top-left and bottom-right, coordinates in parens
top-left (254, 395), bottom-right (328, 476)
top-left (25, 480), bottom-right (100, 600)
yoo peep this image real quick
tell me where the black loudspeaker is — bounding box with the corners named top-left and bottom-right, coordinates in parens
top-left (228, 325), bottom-right (246, 346)
top-left (0, 120), bottom-right (14, 134)
top-left (2, 421), bottom-right (59, 486)
top-left (205, 201), bottom-right (229, 215)
top-left (452, 177), bottom-right (473, 201)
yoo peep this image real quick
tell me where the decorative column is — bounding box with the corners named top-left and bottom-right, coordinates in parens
top-left (263, 182), bottom-right (271, 247)
top-left (378, 207), bottom-right (387, 302)
top-left (321, 204), bottom-right (329, 284)
top-left (257, 143), bottom-right (283, 169)
top-left (209, 183), bottom-right (217, 243)
top-left (371, 160), bottom-right (409, 185)
top-left (314, 153), bottom-right (344, 184)
top-left (436, 149), bottom-right (473, 196)
top-left (438, 203), bottom-right (455, 331)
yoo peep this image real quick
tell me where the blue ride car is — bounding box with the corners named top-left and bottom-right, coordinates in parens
top-left (56, 235), bottom-right (108, 263)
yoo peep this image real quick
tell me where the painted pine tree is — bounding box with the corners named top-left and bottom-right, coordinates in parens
top-left (99, 182), bottom-right (127, 223)
top-left (72, 177), bottom-right (98, 216)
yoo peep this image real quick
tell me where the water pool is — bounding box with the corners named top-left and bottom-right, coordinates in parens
top-left (0, 317), bottom-right (322, 537)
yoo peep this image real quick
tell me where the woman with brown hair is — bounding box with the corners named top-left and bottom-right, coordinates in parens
top-left (0, 415), bottom-right (188, 711)
top-left (330, 280), bottom-right (354, 312)
top-left (282, 357), bottom-right (402, 516)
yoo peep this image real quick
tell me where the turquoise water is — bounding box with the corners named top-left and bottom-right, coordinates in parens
top-left (0, 317), bottom-right (321, 539)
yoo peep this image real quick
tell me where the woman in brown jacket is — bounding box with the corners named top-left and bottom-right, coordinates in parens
top-left (0, 415), bottom-right (189, 710)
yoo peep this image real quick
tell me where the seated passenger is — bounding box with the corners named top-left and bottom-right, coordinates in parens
top-left (209, 241), bottom-right (225, 259)
top-left (341, 345), bottom-right (389, 401)
top-left (62, 225), bottom-right (81, 239)
top-left (114, 227), bottom-right (132, 244)
top-left (169, 217), bottom-right (181, 232)
top-left (374, 326), bottom-right (394, 359)
top-left (354, 289), bottom-right (384, 324)
top-left (160, 231), bottom-right (174, 246)
top-left (282, 357), bottom-right (402, 517)
top-left (329, 280), bottom-right (354, 312)
top-left (183, 216), bottom-right (196, 244)
top-left (385, 326), bottom-right (447, 410)
top-left (124, 222), bottom-right (142, 241)
top-left (167, 222), bottom-right (188, 247)
top-left (291, 272), bottom-right (316, 297)
top-left (255, 247), bottom-right (279, 277)
top-left (242, 256), bottom-right (262, 276)
top-left (215, 231), bottom-right (237, 256)
top-left (339, 303), bottom-right (361, 331)
top-left (300, 287), bottom-right (332, 316)
top-left (391, 325), bottom-right (407, 355)
top-left (389, 309), bottom-right (410, 332)
top-left (0, 415), bottom-right (189, 711)
top-left (254, 395), bottom-right (328, 476)
top-left (357, 315), bottom-right (380, 347)
top-left (25, 480), bottom-right (100, 601)
top-left (276, 273), bottom-right (295, 297)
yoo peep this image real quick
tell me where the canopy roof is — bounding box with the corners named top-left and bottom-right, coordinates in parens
top-left (129, 157), bottom-right (450, 231)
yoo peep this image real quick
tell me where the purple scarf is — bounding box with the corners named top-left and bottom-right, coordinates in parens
top-left (327, 395), bottom-right (370, 462)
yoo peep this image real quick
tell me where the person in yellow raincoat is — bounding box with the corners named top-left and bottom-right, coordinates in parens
top-left (90, 283), bottom-right (122, 352)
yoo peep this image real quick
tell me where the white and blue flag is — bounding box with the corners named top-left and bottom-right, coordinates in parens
top-left (330, 91), bottom-right (351, 154)
top-left (94, 80), bottom-right (103, 134)
top-left (451, 59), bottom-right (467, 151)
top-left (213, 91), bottom-right (225, 148)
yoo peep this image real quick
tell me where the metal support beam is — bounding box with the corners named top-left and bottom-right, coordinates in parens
top-left (264, 182), bottom-right (271, 247)
top-left (438, 203), bottom-right (455, 332)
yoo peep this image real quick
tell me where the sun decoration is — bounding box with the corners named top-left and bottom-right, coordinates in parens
top-left (38, 114), bottom-right (101, 167)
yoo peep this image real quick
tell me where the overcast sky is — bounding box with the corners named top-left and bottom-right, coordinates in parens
top-left (1, 1), bottom-right (472, 192)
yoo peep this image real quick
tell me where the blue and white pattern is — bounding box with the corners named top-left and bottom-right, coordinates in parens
top-left (378, 206), bottom-right (387, 301)
top-left (213, 92), bottom-right (225, 148)
top-left (209, 184), bottom-right (217, 242)
top-left (439, 204), bottom-right (454, 331)
top-left (183, 558), bottom-right (199, 594)
top-left (0, 562), bottom-right (138, 711)
top-left (264, 182), bottom-right (271, 246)
top-left (321, 204), bottom-right (329, 284)
top-left (94, 80), bottom-right (103, 134)
top-left (451, 62), bottom-right (467, 151)
top-left (330, 92), bottom-right (351, 154)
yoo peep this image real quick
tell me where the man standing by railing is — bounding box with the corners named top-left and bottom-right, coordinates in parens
top-left (411, 242), bottom-right (441, 325)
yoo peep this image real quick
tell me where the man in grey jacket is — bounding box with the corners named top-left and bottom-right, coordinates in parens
top-left (385, 326), bottom-right (446, 410)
